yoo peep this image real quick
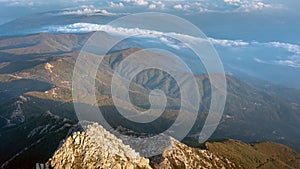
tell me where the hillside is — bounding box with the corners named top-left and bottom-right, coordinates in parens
top-left (252, 142), bottom-right (300, 168)
top-left (0, 33), bottom-right (300, 168)
top-left (0, 111), bottom-right (73, 169)
top-left (47, 122), bottom-right (300, 169)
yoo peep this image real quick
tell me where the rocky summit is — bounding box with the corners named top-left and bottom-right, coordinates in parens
top-left (47, 122), bottom-right (236, 169)
top-left (46, 122), bottom-right (300, 169)
top-left (48, 123), bottom-right (151, 169)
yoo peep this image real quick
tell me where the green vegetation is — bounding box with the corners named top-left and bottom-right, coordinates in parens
top-left (206, 139), bottom-right (296, 169)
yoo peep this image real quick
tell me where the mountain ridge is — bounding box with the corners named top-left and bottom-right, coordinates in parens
top-left (0, 33), bottom-right (300, 168)
top-left (47, 122), bottom-right (300, 169)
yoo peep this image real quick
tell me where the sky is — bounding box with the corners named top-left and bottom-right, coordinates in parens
top-left (1, 0), bottom-right (299, 42)
top-left (0, 0), bottom-right (300, 25)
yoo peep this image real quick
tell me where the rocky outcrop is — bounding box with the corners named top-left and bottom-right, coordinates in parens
top-left (151, 137), bottom-right (236, 169)
top-left (48, 123), bottom-right (152, 169)
top-left (48, 122), bottom-right (238, 169)
top-left (114, 126), bottom-right (172, 158)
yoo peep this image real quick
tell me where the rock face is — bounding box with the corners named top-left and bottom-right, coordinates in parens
top-left (48, 122), bottom-right (237, 169)
top-left (151, 137), bottom-right (236, 169)
top-left (114, 126), bottom-right (172, 158)
top-left (48, 123), bottom-right (152, 169)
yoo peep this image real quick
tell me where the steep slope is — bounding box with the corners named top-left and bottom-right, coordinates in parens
top-left (205, 139), bottom-right (294, 169)
top-left (48, 123), bottom-right (152, 169)
top-left (253, 142), bottom-right (300, 168)
top-left (99, 47), bottom-right (300, 150)
top-left (150, 137), bottom-right (237, 169)
top-left (208, 75), bottom-right (300, 149)
top-left (48, 122), bottom-right (236, 169)
top-left (0, 33), bottom-right (89, 56)
top-left (0, 111), bottom-right (73, 169)
top-left (48, 122), bottom-right (300, 169)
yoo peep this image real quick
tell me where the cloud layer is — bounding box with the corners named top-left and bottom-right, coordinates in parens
top-left (56, 5), bottom-right (117, 16)
top-left (0, 0), bottom-right (282, 13)
top-left (45, 22), bottom-right (300, 69)
top-left (118, 0), bottom-right (280, 13)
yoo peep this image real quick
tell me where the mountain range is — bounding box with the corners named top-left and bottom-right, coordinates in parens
top-left (0, 32), bottom-right (300, 168)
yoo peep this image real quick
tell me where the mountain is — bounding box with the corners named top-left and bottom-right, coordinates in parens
top-left (0, 111), bottom-right (73, 169)
top-left (0, 12), bottom-right (120, 36)
top-left (0, 33), bottom-right (300, 168)
top-left (48, 122), bottom-right (152, 169)
top-left (46, 122), bottom-right (300, 169)
top-left (0, 33), bottom-right (90, 55)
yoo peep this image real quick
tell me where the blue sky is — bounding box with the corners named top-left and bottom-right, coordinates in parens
top-left (0, 0), bottom-right (299, 24)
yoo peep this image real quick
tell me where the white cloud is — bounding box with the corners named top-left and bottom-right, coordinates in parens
top-left (61, 9), bottom-right (110, 15)
top-left (208, 38), bottom-right (300, 68)
top-left (47, 23), bottom-right (300, 51)
top-left (173, 4), bottom-right (183, 9)
top-left (173, 4), bottom-right (190, 11)
top-left (153, 1), bottom-right (163, 5)
top-left (252, 41), bottom-right (300, 68)
top-left (183, 4), bottom-right (190, 10)
top-left (49, 22), bottom-right (191, 50)
top-left (208, 38), bottom-right (249, 47)
top-left (148, 4), bottom-right (156, 9)
top-left (224, 0), bottom-right (240, 3)
top-left (152, 1), bottom-right (165, 9)
top-left (46, 22), bottom-right (300, 69)
top-left (136, 0), bottom-right (148, 6)
top-left (4, 0), bottom-right (35, 6)
top-left (124, 0), bottom-right (148, 6)
top-left (275, 60), bottom-right (300, 68)
top-left (269, 42), bottom-right (300, 68)
top-left (252, 1), bottom-right (271, 9)
top-left (268, 42), bottom-right (300, 55)
top-left (254, 57), bottom-right (267, 64)
top-left (207, 38), bottom-right (300, 56)
top-left (47, 22), bottom-right (202, 41)
top-left (121, 0), bottom-right (279, 12)
top-left (46, 22), bottom-right (257, 51)
top-left (49, 23), bottom-right (102, 33)
top-left (72, 0), bottom-right (88, 3)
top-left (160, 36), bottom-right (187, 50)
top-left (48, 23), bottom-right (164, 36)
top-left (238, 1), bottom-right (272, 12)
top-left (110, 2), bottom-right (124, 8)
top-left (192, 0), bottom-right (277, 13)
top-left (0, 0), bottom-right (284, 14)
top-left (56, 6), bottom-right (116, 16)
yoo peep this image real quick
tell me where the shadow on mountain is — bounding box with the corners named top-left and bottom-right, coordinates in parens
top-left (0, 111), bottom-right (74, 169)
top-left (0, 59), bottom-right (51, 74)
top-left (0, 79), bottom-right (53, 103)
